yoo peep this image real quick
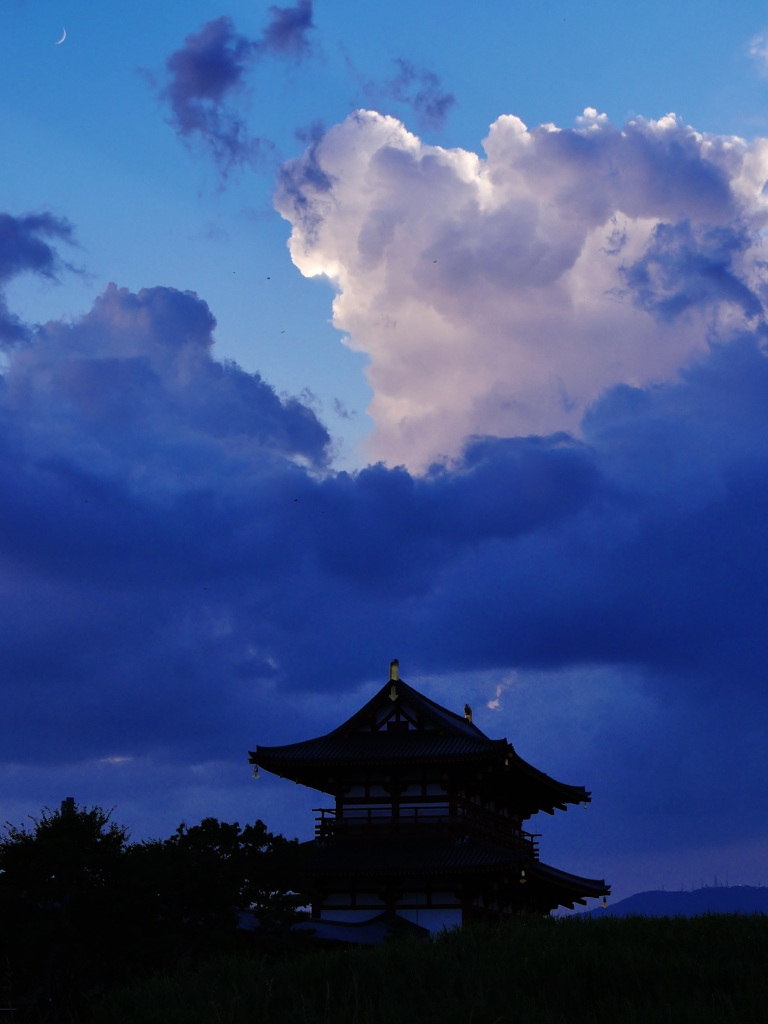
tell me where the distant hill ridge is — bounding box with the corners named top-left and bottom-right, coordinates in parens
top-left (584, 885), bottom-right (768, 917)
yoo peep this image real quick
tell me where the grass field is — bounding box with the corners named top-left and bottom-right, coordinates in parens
top-left (82, 914), bottom-right (768, 1024)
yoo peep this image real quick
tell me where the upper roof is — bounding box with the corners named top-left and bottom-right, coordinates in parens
top-left (254, 676), bottom-right (507, 760)
top-left (250, 672), bottom-right (590, 815)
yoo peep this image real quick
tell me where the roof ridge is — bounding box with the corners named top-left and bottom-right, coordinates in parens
top-left (328, 676), bottom-right (491, 740)
top-left (395, 679), bottom-right (484, 729)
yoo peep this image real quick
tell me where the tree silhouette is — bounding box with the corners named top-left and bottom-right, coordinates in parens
top-left (0, 802), bottom-right (307, 1020)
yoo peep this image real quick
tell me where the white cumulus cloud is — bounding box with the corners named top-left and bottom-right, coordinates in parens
top-left (276, 109), bottom-right (768, 468)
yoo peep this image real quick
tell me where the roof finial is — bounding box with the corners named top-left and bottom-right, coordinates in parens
top-left (389, 659), bottom-right (399, 682)
top-left (464, 704), bottom-right (472, 723)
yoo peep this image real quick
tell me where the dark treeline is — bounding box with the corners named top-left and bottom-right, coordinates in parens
top-left (6, 804), bottom-right (768, 1024)
top-left (0, 802), bottom-right (308, 1021)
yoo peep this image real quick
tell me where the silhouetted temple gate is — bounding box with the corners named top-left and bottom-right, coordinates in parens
top-left (250, 660), bottom-right (609, 932)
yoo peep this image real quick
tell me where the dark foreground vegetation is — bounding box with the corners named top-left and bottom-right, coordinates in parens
top-left (86, 914), bottom-right (768, 1024)
top-left (3, 804), bottom-right (768, 1022)
top-left (0, 802), bottom-right (306, 1021)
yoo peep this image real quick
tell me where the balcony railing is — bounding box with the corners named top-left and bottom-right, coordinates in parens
top-left (313, 805), bottom-right (540, 856)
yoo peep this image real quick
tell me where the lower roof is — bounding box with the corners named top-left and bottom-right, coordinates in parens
top-left (302, 835), bottom-right (609, 900)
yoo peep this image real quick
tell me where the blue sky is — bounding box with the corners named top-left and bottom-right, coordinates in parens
top-left (4, 0), bottom-right (768, 901)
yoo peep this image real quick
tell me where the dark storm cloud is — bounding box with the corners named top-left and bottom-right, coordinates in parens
top-left (356, 58), bottom-right (456, 131)
top-left (0, 211), bottom-right (76, 344)
top-left (3, 283), bottom-right (768, 732)
top-left (159, 17), bottom-right (261, 174)
top-left (623, 221), bottom-right (763, 321)
top-left (5, 259), bottom-right (768, 856)
top-left (5, 281), bottom-right (331, 471)
top-left (0, 280), bottom-right (330, 760)
top-left (0, 212), bottom-right (75, 282)
top-left (157, 6), bottom-right (315, 174)
top-left (383, 60), bottom-right (456, 131)
top-left (256, 0), bottom-right (315, 60)
top-left (267, 338), bottom-right (768, 707)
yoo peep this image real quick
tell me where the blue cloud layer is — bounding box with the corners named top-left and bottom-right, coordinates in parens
top-left (3, 201), bottom-right (768, 873)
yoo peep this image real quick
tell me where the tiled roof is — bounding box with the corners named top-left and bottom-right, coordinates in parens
top-left (254, 732), bottom-right (506, 765)
top-left (527, 860), bottom-right (610, 897)
top-left (302, 835), bottom-right (609, 899)
top-left (250, 675), bottom-right (590, 812)
top-left (330, 679), bottom-right (487, 741)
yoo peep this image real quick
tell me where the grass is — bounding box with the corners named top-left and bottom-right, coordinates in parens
top-left (82, 914), bottom-right (768, 1024)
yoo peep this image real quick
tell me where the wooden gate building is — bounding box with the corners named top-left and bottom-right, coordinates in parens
top-left (249, 661), bottom-right (609, 931)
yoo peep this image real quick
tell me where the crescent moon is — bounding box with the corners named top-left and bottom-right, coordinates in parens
top-left (55, 27), bottom-right (66, 45)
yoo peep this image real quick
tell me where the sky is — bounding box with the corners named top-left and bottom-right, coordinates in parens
top-left (4, 0), bottom-right (768, 903)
